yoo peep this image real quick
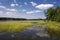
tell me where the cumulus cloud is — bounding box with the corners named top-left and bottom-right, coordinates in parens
top-left (0, 6), bottom-right (18, 17)
top-left (7, 9), bottom-right (17, 12)
top-left (0, 11), bottom-right (4, 17)
top-left (0, 5), bottom-right (17, 12)
top-left (36, 4), bottom-right (54, 9)
top-left (10, 0), bottom-right (19, 7)
top-left (15, 4), bottom-right (19, 6)
top-left (11, 4), bottom-right (15, 7)
top-left (6, 12), bottom-right (17, 17)
top-left (30, 1), bottom-right (37, 6)
top-left (26, 10), bottom-right (42, 14)
top-left (0, 11), bottom-right (3, 15)
top-left (0, 6), bottom-right (6, 9)
top-left (10, 3), bottom-right (19, 7)
top-left (6, 12), bottom-right (15, 17)
top-left (0, 11), bottom-right (6, 17)
top-left (0, 11), bottom-right (3, 13)
top-left (0, 11), bottom-right (18, 18)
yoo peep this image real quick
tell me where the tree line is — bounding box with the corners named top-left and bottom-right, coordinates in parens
top-left (0, 17), bottom-right (44, 21)
top-left (46, 6), bottom-right (60, 22)
top-left (0, 17), bottom-right (27, 21)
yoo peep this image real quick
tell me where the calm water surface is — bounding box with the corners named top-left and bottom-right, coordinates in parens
top-left (0, 25), bottom-right (59, 40)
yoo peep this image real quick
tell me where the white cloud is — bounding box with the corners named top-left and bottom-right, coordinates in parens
top-left (11, 4), bottom-right (15, 7)
top-left (10, 3), bottom-right (19, 7)
top-left (0, 11), bottom-right (18, 18)
top-left (26, 10), bottom-right (42, 14)
top-left (0, 5), bottom-right (17, 12)
top-left (7, 9), bottom-right (17, 12)
top-left (0, 6), bottom-right (6, 9)
top-left (0, 11), bottom-right (4, 17)
top-left (24, 2), bottom-right (28, 5)
top-left (0, 11), bottom-right (3, 15)
top-left (10, 0), bottom-right (19, 7)
top-left (30, 1), bottom-right (37, 6)
top-left (15, 4), bottom-right (19, 6)
top-left (36, 4), bottom-right (54, 9)
top-left (6, 12), bottom-right (17, 17)
top-left (0, 11), bottom-right (3, 13)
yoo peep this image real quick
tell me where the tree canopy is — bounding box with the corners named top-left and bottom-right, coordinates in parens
top-left (46, 7), bottom-right (60, 22)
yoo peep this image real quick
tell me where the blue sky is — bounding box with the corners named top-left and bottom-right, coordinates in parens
top-left (0, 0), bottom-right (60, 19)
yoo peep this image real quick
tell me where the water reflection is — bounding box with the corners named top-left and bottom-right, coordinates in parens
top-left (0, 26), bottom-right (59, 40)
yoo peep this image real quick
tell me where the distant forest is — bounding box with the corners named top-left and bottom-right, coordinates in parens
top-left (0, 17), bottom-right (27, 21)
top-left (0, 17), bottom-right (44, 21)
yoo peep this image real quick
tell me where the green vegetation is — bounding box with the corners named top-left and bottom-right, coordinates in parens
top-left (35, 7), bottom-right (60, 38)
top-left (0, 20), bottom-right (43, 32)
top-left (0, 20), bottom-right (46, 32)
top-left (0, 21), bottom-right (33, 32)
top-left (45, 6), bottom-right (60, 38)
top-left (37, 21), bottom-right (46, 26)
top-left (0, 6), bottom-right (60, 38)
top-left (37, 21), bottom-right (60, 38)
top-left (0, 20), bottom-right (60, 38)
top-left (46, 7), bottom-right (60, 22)
top-left (46, 21), bottom-right (60, 38)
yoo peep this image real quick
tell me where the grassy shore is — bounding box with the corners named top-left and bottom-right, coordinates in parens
top-left (0, 20), bottom-right (43, 32)
top-left (38, 21), bottom-right (60, 38)
top-left (46, 21), bottom-right (60, 38)
top-left (0, 21), bottom-right (60, 38)
top-left (0, 21), bottom-right (33, 32)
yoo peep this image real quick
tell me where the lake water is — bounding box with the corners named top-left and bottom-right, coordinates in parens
top-left (0, 25), bottom-right (59, 40)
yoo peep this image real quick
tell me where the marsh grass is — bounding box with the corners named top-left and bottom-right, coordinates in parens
top-left (37, 21), bottom-right (46, 26)
top-left (0, 21), bottom-right (60, 38)
top-left (0, 21), bottom-right (33, 32)
top-left (46, 21), bottom-right (60, 38)
top-left (36, 21), bottom-right (60, 38)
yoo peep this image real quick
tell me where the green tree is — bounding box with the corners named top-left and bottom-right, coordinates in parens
top-left (46, 6), bottom-right (60, 22)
